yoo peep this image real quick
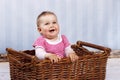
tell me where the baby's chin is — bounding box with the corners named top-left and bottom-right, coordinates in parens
top-left (47, 33), bottom-right (59, 39)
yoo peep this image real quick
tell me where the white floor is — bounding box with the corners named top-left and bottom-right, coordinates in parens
top-left (0, 58), bottom-right (120, 80)
top-left (106, 58), bottom-right (120, 80)
top-left (0, 62), bottom-right (10, 80)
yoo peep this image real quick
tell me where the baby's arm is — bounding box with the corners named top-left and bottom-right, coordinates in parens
top-left (35, 46), bottom-right (46, 59)
top-left (35, 46), bottom-right (61, 63)
top-left (65, 45), bottom-right (79, 62)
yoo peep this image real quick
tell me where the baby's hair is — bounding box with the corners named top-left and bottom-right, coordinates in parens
top-left (37, 11), bottom-right (56, 27)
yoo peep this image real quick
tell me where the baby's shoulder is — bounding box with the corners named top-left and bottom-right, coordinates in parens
top-left (61, 35), bottom-right (67, 39)
top-left (61, 34), bottom-right (66, 37)
top-left (36, 36), bottom-right (45, 42)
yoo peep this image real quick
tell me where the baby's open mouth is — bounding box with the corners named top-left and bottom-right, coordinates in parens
top-left (49, 29), bottom-right (55, 32)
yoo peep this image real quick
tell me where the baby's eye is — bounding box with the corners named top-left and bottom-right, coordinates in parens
top-left (53, 22), bottom-right (56, 24)
top-left (45, 23), bottom-right (49, 25)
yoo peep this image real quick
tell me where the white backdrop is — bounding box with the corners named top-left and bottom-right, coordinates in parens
top-left (0, 0), bottom-right (120, 53)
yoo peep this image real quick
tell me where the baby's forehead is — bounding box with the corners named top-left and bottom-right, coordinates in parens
top-left (40, 14), bottom-right (56, 18)
top-left (39, 15), bottom-right (57, 21)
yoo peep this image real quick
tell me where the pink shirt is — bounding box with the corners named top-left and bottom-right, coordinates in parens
top-left (33, 35), bottom-right (70, 58)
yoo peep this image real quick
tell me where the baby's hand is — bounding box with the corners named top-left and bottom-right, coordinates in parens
top-left (68, 53), bottom-right (79, 62)
top-left (45, 53), bottom-right (61, 63)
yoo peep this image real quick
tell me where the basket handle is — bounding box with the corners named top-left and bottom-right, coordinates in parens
top-left (77, 41), bottom-right (111, 53)
top-left (6, 48), bottom-right (38, 70)
top-left (6, 48), bottom-right (35, 60)
top-left (6, 48), bottom-right (37, 67)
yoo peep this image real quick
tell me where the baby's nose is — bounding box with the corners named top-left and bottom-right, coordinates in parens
top-left (50, 24), bottom-right (54, 28)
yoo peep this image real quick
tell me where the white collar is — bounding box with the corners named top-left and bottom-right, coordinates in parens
top-left (45, 35), bottom-right (62, 44)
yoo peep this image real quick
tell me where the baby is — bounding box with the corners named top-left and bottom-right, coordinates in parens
top-left (33, 11), bottom-right (78, 63)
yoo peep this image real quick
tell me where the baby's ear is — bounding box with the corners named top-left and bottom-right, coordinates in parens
top-left (37, 27), bottom-right (41, 32)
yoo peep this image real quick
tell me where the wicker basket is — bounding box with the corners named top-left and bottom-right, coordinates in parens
top-left (6, 41), bottom-right (111, 80)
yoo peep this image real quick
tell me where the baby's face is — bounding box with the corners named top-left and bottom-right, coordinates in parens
top-left (38, 14), bottom-right (60, 40)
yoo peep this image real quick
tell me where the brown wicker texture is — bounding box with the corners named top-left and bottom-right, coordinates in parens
top-left (6, 41), bottom-right (111, 80)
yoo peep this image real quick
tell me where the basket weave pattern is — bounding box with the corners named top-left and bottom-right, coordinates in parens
top-left (6, 41), bottom-right (111, 80)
